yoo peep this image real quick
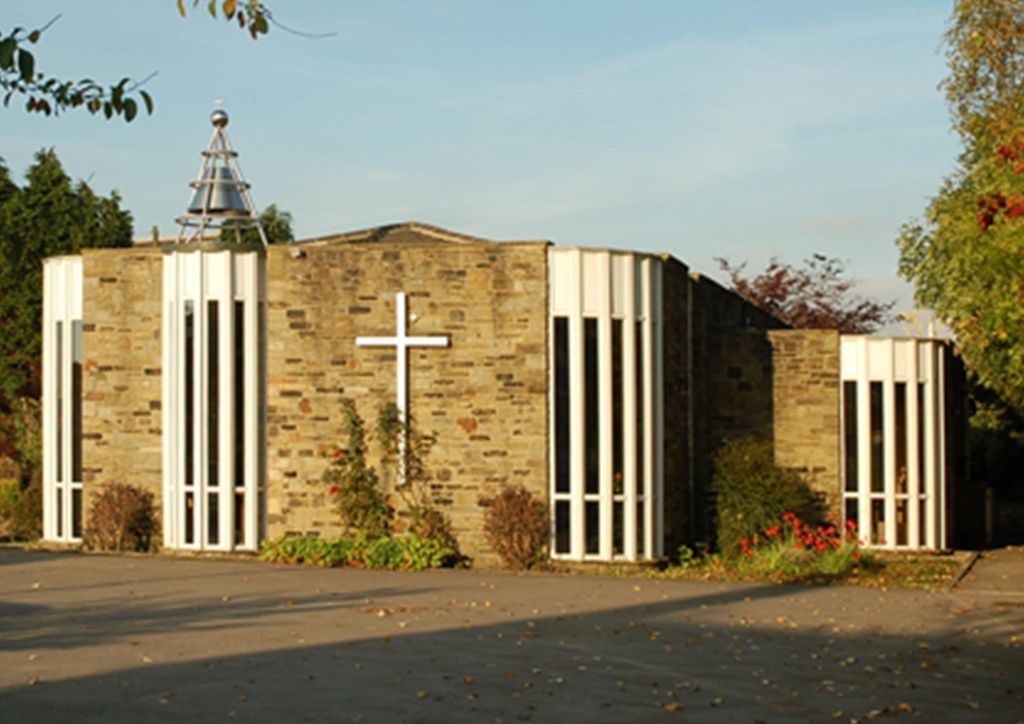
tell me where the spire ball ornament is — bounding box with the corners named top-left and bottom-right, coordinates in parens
top-left (211, 108), bottom-right (229, 128)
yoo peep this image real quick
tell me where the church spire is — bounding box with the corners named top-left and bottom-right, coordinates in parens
top-left (176, 107), bottom-right (267, 246)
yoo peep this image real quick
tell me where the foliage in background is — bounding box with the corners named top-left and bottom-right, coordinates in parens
top-left (711, 437), bottom-right (821, 558)
top-left (0, 398), bottom-right (42, 540)
top-left (83, 482), bottom-right (158, 552)
top-left (896, 0), bottom-right (1024, 416)
top-left (0, 150), bottom-right (132, 405)
top-left (322, 399), bottom-right (393, 538)
top-left (224, 203), bottom-right (295, 245)
top-left (716, 254), bottom-right (894, 333)
top-left (479, 485), bottom-right (548, 570)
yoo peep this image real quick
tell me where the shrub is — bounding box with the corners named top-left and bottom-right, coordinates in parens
top-left (0, 478), bottom-right (41, 540)
top-left (480, 485), bottom-right (548, 570)
top-left (258, 534), bottom-right (453, 571)
top-left (323, 399), bottom-right (393, 538)
top-left (712, 437), bottom-right (820, 558)
top-left (83, 482), bottom-right (158, 552)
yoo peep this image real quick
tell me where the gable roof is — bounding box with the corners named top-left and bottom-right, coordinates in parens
top-left (295, 221), bottom-right (548, 247)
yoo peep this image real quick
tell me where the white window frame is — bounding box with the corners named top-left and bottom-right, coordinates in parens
top-left (840, 336), bottom-right (947, 550)
top-left (42, 256), bottom-right (84, 543)
top-left (548, 248), bottom-right (663, 561)
top-left (162, 248), bottom-right (264, 551)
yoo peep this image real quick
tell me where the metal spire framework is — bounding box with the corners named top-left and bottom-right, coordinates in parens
top-left (176, 108), bottom-right (267, 246)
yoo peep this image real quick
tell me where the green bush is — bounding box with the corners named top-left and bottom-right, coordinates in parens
top-left (479, 485), bottom-right (548, 570)
top-left (259, 534), bottom-right (454, 571)
top-left (711, 437), bottom-right (820, 558)
top-left (0, 478), bottom-right (41, 541)
top-left (83, 482), bottom-right (158, 552)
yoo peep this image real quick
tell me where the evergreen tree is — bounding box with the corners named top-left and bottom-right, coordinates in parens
top-left (0, 149), bottom-right (132, 405)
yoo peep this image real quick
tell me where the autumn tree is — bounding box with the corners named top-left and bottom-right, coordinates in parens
top-left (716, 254), bottom-right (895, 333)
top-left (896, 0), bottom-right (1024, 414)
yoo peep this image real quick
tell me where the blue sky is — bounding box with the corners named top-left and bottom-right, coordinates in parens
top-left (2, 1), bottom-right (958, 324)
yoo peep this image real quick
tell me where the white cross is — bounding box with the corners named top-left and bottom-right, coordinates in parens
top-left (356, 292), bottom-right (449, 480)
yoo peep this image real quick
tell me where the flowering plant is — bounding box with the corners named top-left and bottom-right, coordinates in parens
top-left (733, 512), bottom-right (866, 581)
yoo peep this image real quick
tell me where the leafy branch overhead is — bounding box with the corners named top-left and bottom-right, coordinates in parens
top-left (1, 3), bottom-right (269, 122)
top-left (717, 254), bottom-right (895, 334)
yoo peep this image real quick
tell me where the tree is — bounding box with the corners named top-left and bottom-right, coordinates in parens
top-left (246, 203), bottom-right (294, 245)
top-left (716, 254), bottom-right (895, 333)
top-left (1, 2), bottom-right (270, 122)
top-left (0, 149), bottom-right (133, 405)
top-left (896, 0), bottom-right (1024, 414)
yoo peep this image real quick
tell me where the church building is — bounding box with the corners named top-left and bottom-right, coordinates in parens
top-left (40, 111), bottom-right (969, 563)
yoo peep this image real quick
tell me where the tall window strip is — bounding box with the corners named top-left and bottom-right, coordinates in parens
top-left (840, 336), bottom-right (949, 551)
top-left (163, 250), bottom-right (264, 551)
top-left (42, 257), bottom-right (84, 543)
top-left (548, 248), bottom-right (662, 561)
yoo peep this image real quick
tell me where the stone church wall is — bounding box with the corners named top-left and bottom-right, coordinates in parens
top-left (79, 247), bottom-right (164, 525)
top-left (264, 235), bottom-right (550, 563)
top-left (767, 329), bottom-right (842, 514)
top-left (686, 273), bottom-right (785, 545)
top-left (659, 256), bottom-right (691, 555)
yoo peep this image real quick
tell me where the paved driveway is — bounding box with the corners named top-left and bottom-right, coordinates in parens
top-left (0, 549), bottom-right (1021, 723)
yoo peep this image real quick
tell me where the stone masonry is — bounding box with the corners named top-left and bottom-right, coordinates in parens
top-left (264, 224), bottom-right (549, 563)
top-left (767, 329), bottom-right (841, 512)
top-left (79, 247), bottom-right (164, 523)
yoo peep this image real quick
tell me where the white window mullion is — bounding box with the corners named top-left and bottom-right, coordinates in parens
top-left (244, 254), bottom-right (261, 550)
top-left (652, 262), bottom-right (664, 559)
top-left (568, 250), bottom-right (585, 560)
top-left (217, 255), bottom-right (233, 551)
top-left (641, 259), bottom-right (655, 559)
top-left (597, 253), bottom-right (613, 560)
top-left (923, 343), bottom-right (938, 549)
top-left (855, 338), bottom-right (871, 544)
top-left (906, 341), bottom-right (920, 549)
top-left (883, 339), bottom-right (896, 550)
top-left (936, 348), bottom-right (947, 549)
top-left (622, 255), bottom-right (637, 561)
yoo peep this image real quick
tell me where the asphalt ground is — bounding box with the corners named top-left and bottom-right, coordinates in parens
top-left (0, 549), bottom-right (1021, 723)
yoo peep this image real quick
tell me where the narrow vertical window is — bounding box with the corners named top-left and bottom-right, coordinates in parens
top-left (895, 382), bottom-right (907, 495)
top-left (584, 318), bottom-right (599, 495)
top-left (555, 500), bottom-right (570, 554)
top-left (207, 301), bottom-right (219, 546)
top-left (55, 321), bottom-right (63, 485)
top-left (234, 300), bottom-right (246, 546)
top-left (917, 382), bottom-right (926, 496)
top-left (843, 381), bottom-right (858, 492)
top-left (184, 301), bottom-right (194, 490)
top-left (207, 300), bottom-right (219, 490)
top-left (585, 501), bottom-right (599, 554)
top-left (72, 321), bottom-right (83, 482)
top-left (612, 320), bottom-right (623, 492)
top-left (611, 320), bottom-right (623, 555)
top-left (553, 317), bottom-right (569, 494)
top-left (634, 323), bottom-right (643, 503)
top-left (71, 320), bottom-right (83, 540)
top-left (870, 382), bottom-right (884, 493)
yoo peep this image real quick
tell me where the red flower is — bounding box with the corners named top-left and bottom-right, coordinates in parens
top-left (329, 485), bottom-right (338, 495)
top-left (765, 525), bottom-right (780, 537)
top-left (333, 450), bottom-right (344, 460)
top-left (852, 550), bottom-right (861, 561)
